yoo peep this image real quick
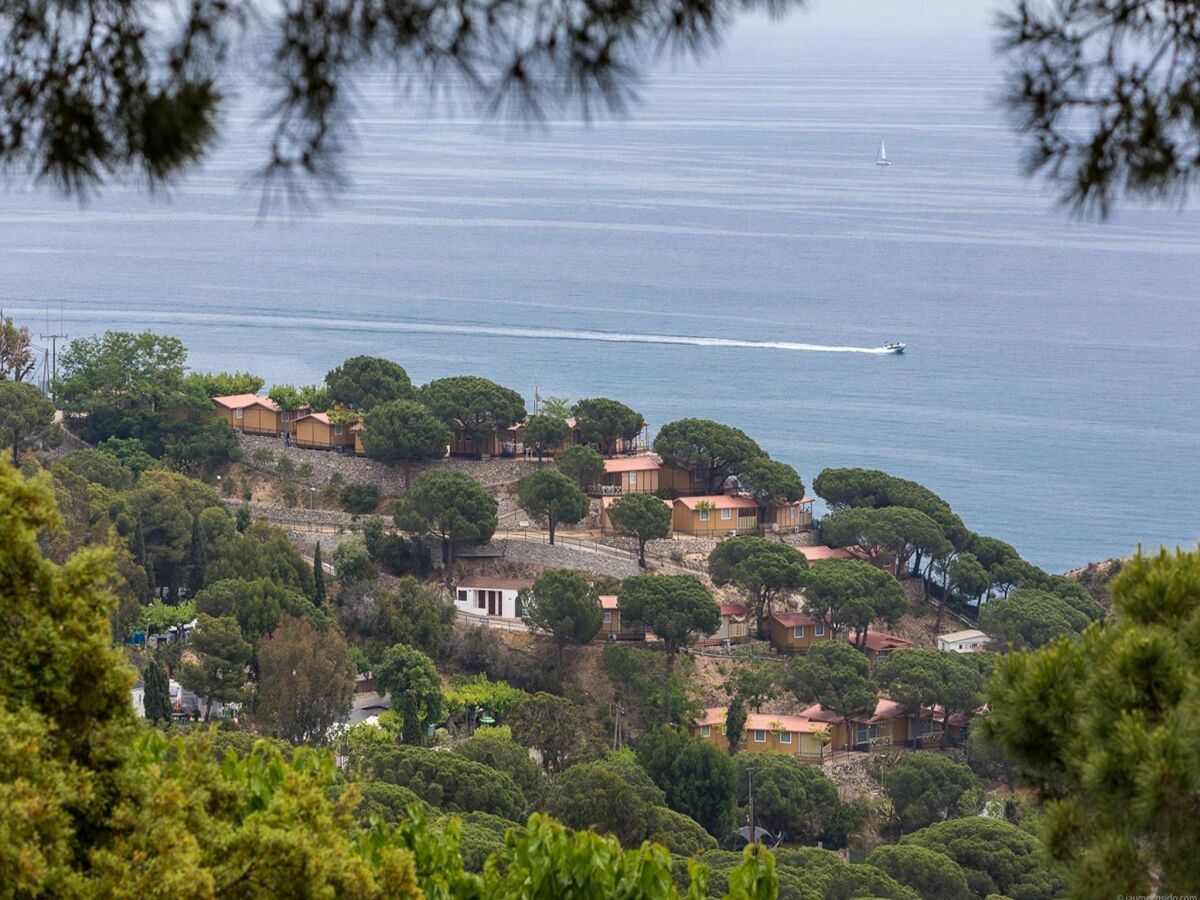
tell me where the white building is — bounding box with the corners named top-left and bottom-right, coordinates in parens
top-left (454, 576), bottom-right (534, 620)
top-left (936, 629), bottom-right (992, 653)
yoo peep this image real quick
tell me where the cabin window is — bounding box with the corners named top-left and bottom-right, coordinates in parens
top-left (779, 732), bottom-right (792, 744)
top-left (917, 718), bottom-right (933, 736)
top-left (721, 508), bottom-right (732, 520)
top-left (603, 611), bottom-right (612, 624)
top-left (700, 725), bottom-right (711, 737)
top-left (754, 730), bottom-right (767, 743)
top-left (334, 425), bottom-right (344, 436)
top-left (236, 408), bottom-right (244, 419)
top-left (814, 622), bottom-right (825, 637)
top-left (793, 626), bottom-right (805, 639)
top-left (692, 469), bottom-right (704, 482)
top-left (856, 724), bottom-right (878, 746)
top-left (877, 650), bottom-right (892, 661)
top-left (628, 471), bottom-right (637, 486)
top-left (457, 590), bottom-right (468, 605)
top-left (699, 510), bottom-right (710, 522)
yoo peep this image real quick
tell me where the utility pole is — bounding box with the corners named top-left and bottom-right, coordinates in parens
top-left (747, 768), bottom-right (754, 846)
top-left (40, 329), bottom-right (67, 401)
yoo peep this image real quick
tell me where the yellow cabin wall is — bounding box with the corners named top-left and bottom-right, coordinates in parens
top-left (693, 725), bottom-right (825, 761)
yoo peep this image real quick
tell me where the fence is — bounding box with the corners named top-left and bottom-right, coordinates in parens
top-left (492, 529), bottom-right (637, 561)
top-left (455, 609), bottom-right (531, 633)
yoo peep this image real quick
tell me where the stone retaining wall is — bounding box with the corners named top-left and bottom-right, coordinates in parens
top-left (236, 433), bottom-right (539, 496)
top-left (459, 539), bottom-right (640, 579)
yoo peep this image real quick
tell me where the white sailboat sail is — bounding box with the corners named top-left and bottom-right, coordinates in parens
top-left (876, 139), bottom-right (891, 166)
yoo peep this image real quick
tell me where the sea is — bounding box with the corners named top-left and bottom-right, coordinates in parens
top-left (2, 43), bottom-right (1197, 573)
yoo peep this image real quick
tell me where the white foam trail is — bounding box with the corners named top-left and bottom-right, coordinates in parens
top-left (4, 303), bottom-right (896, 354)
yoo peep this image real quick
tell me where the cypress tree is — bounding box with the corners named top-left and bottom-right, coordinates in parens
top-left (143, 659), bottom-right (173, 723)
top-left (313, 541), bottom-right (326, 605)
top-left (187, 514), bottom-right (206, 597)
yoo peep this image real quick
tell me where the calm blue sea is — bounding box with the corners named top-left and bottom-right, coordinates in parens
top-left (2, 52), bottom-right (1197, 572)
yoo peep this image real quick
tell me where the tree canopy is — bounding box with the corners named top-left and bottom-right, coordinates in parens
top-left (983, 547), bottom-right (1200, 897)
top-left (784, 642), bottom-right (878, 751)
top-left (572, 398), bottom-right (645, 455)
top-left (185, 370), bottom-right (264, 398)
top-left (0, 381), bottom-right (58, 464)
top-left (357, 745), bottom-right (526, 820)
top-left (393, 470), bottom-right (497, 572)
top-left (822, 506), bottom-right (947, 577)
top-left (800, 558), bottom-right (909, 645)
top-left (732, 754), bottom-right (861, 848)
top-left (325, 355), bottom-right (414, 410)
top-left (635, 726), bottom-right (736, 839)
top-left (361, 399), bottom-right (451, 467)
top-left (56, 330), bottom-right (191, 416)
top-left (543, 762), bottom-right (647, 848)
top-left (707, 536), bottom-right (808, 636)
top-left (554, 444), bottom-right (606, 492)
top-left (865, 844), bottom-right (972, 900)
top-left (618, 574), bottom-right (720, 692)
top-left (653, 418), bottom-right (764, 493)
top-left (735, 456), bottom-right (805, 507)
top-left (881, 752), bottom-right (980, 833)
top-left (813, 467), bottom-right (968, 550)
top-left (900, 817), bottom-right (1067, 899)
top-left (878, 648), bottom-right (989, 749)
top-left (256, 617), bottom-right (356, 744)
top-left (519, 569), bottom-right (603, 671)
top-left (523, 414), bottom-right (570, 462)
top-left (515, 468), bottom-right (589, 544)
top-left (978, 587), bottom-right (1093, 649)
top-left (418, 376), bottom-right (526, 445)
top-left (374, 643), bottom-right (444, 744)
top-left (607, 492), bottom-right (672, 567)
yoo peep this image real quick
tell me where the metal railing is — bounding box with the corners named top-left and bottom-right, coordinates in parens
top-left (455, 609), bottom-right (531, 633)
top-left (493, 529), bottom-right (637, 560)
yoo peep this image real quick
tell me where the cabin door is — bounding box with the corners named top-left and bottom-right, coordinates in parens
top-left (488, 591), bottom-right (501, 616)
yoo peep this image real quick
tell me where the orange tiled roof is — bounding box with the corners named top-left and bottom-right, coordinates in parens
top-left (696, 707), bottom-right (829, 734)
top-left (604, 456), bottom-right (661, 473)
top-left (861, 631), bottom-right (913, 652)
top-left (212, 394), bottom-right (280, 411)
top-left (772, 612), bottom-right (818, 627)
top-left (675, 495), bottom-right (759, 511)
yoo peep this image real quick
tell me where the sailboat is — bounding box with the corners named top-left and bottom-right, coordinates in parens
top-left (875, 140), bottom-right (892, 166)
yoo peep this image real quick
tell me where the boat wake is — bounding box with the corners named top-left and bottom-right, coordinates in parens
top-left (6, 303), bottom-right (897, 354)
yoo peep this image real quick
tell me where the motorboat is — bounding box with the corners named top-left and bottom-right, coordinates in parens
top-left (882, 341), bottom-right (906, 354)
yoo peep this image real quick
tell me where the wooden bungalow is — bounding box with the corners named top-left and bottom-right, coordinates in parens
top-left (658, 463), bottom-right (711, 496)
top-left (600, 495), bottom-right (673, 533)
top-left (699, 603), bottom-right (752, 646)
top-left (292, 412), bottom-right (357, 452)
top-left (859, 631), bottom-right (913, 664)
top-left (671, 495), bottom-right (760, 537)
top-left (691, 708), bottom-right (828, 761)
top-left (449, 424), bottom-right (523, 458)
top-left (762, 496), bottom-right (815, 534)
top-left (597, 595), bottom-right (645, 641)
top-left (767, 612), bottom-right (832, 655)
top-left (799, 698), bottom-right (914, 753)
top-left (211, 394), bottom-right (283, 437)
top-left (595, 456), bottom-right (661, 496)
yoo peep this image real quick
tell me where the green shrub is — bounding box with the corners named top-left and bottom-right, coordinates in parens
top-left (340, 482), bottom-right (381, 514)
top-left (356, 745), bottom-right (527, 820)
top-left (251, 447), bottom-right (275, 465)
